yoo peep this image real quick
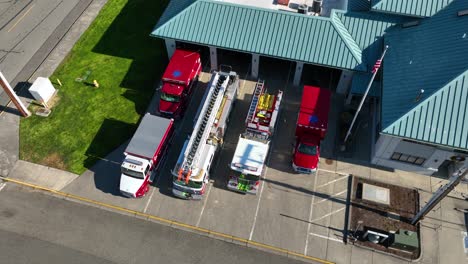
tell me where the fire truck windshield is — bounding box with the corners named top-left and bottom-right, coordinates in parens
top-left (160, 92), bottom-right (180, 102)
top-left (173, 176), bottom-right (203, 188)
top-left (121, 167), bottom-right (145, 179)
top-left (298, 143), bottom-right (317, 155)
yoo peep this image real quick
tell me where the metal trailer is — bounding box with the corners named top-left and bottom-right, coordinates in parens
top-left (171, 69), bottom-right (239, 199)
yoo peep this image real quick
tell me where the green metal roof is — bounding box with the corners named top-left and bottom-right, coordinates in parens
top-left (371, 0), bottom-right (455, 17)
top-left (152, 0), bottom-right (367, 71)
top-left (383, 70), bottom-right (468, 150)
top-left (155, 0), bottom-right (197, 28)
top-left (333, 10), bottom-right (409, 71)
top-left (382, 0), bottom-right (468, 150)
top-left (347, 0), bottom-right (371, 11)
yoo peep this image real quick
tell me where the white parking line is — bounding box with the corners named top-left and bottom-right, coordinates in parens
top-left (249, 169), bottom-right (266, 240)
top-left (309, 232), bottom-right (343, 243)
top-left (316, 175), bottom-right (349, 189)
top-left (310, 207), bottom-right (345, 223)
top-left (143, 187), bottom-right (156, 213)
top-left (313, 190), bottom-right (347, 205)
top-left (0, 182), bottom-right (6, 192)
top-left (317, 168), bottom-right (349, 176)
top-left (196, 183), bottom-right (212, 227)
top-left (304, 169), bottom-right (319, 255)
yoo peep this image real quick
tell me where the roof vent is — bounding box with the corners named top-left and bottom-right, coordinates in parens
top-left (458, 9), bottom-right (468, 16)
top-left (402, 21), bottom-right (420, 28)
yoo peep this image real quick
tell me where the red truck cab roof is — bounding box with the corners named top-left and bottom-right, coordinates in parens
top-left (161, 83), bottom-right (184, 96)
top-left (297, 86), bottom-right (331, 138)
top-left (162, 49), bottom-right (200, 87)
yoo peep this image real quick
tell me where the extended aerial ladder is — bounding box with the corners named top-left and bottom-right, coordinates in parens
top-left (245, 80), bottom-right (283, 140)
top-left (176, 71), bottom-right (234, 184)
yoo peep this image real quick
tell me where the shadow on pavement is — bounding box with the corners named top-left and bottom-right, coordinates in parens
top-left (84, 119), bottom-right (135, 196)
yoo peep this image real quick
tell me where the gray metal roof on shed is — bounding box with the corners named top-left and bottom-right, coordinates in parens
top-left (126, 114), bottom-right (172, 158)
top-left (152, 0), bottom-right (367, 71)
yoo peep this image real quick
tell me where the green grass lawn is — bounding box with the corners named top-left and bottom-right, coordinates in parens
top-left (20, 0), bottom-right (169, 174)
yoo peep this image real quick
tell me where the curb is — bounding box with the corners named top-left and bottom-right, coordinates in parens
top-left (0, 176), bottom-right (334, 264)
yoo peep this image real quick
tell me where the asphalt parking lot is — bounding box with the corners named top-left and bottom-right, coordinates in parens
top-left (63, 55), bottom-right (353, 260)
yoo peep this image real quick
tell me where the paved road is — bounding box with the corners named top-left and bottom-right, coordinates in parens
top-left (0, 183), bottom-right (306, 264)
top-left (0, 0), bottom-right (90, 104)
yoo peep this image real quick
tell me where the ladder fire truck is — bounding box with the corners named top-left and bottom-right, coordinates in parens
top-left (227, 80), bottom-right (283, 194)
top-left (172, 68), bottom-right (239, 199)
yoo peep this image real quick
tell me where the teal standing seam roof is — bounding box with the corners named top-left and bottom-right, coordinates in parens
top-left (155, 0), bottom-right (198, 28)
top-left (371, 0), bottom-right (455, 17)
top-left (152, 0), bottom-right (367, 71)
top-left (333, 10), bottom-right (409, 71)
top-left (382, 0), bottom-right (468, 150)
top-left (383, 71), bottom-right (468, 150)
top-left (347, 0), bottom-right (371, 11)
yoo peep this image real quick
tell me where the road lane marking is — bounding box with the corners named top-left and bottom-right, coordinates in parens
top-left (304, 168), bottom-right (320, 255)
top-left (143, 187), bottom-right (156, 213)
top-left (0, 182), bottom-right (6, 192)
top-left (8, 4), bottom-right (35, 33)
top-left (0, 176), bottom-right (335, 264)
top-left (310, 207), bottom-right (346, 223)
top-left (316, 175), bottom-right (349, 189)
top-left (196, 182), bottom-right (212, 227)
top-left (309, 232), bottom-right (343, 243)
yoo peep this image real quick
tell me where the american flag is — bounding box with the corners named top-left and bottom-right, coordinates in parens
top-left (371, 59), bottom-right (382, 73)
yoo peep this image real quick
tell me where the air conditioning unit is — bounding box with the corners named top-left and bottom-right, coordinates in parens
top-left (297, 4), bottom-right (308, 14)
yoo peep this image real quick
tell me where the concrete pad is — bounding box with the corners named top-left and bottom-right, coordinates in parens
top-left (326, 240), bottom-right (351, 264)
top-left (62, 143), bottom-right (150, 212)
top-left (369, 251), bottom-right (409, 264)
top-left (250, 156), bottom-right (315, 252)
top-left (198, 186), bottom-right (257, 239)
top-left (419, 225), bottom-right (438, 264)
top-left (370, 168), bottom-right (431, 191)
top-left (336, 161), bottom-right (370, 179)
top-left (440, 197), bottom-right (467, 227)
top-left (438, 226), bottom-right (467, 264)
top-left (305, 233), bottom-right (329, 260)
top-left (8, 160), bottom-right (78, 190)
top-left (350, 245), bottom-right (373, 264)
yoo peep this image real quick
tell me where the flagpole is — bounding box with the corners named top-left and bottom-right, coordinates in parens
top-left (343, 45), bottom-right (389, 144)
top-left (0, 71), bottom-right (31, 117)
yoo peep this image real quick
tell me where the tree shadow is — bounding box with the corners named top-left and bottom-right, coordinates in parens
top-left (84, 118), bottom-right (136, 195)
top-left (91, 0), bottom-right (169, 113)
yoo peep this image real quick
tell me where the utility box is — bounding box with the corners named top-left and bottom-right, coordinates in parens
top-left (390, 229), bottom-right (419, 251)
top-left (28, 77), bottom-right (56, 104)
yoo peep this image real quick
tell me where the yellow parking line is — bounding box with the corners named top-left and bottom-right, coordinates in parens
top-left (8, 4), bottom-right (35, 33)
top-left (0, 176), bottom-right (334, 264)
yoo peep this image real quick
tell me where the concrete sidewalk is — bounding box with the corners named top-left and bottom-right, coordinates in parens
top-left (0, 0), bottom-right (108, 190)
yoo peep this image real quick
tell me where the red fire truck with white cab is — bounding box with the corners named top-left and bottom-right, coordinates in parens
top-left (292, 85), bottom-right (331, 173)
top-left (120, 114), bottom-right (174, 198)
top-left (172, 68), bottom-right (239, 199)
top-left (159, 49), bottom-right (201, 116)
top-left (227, 80), bottom-right (283, 194)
